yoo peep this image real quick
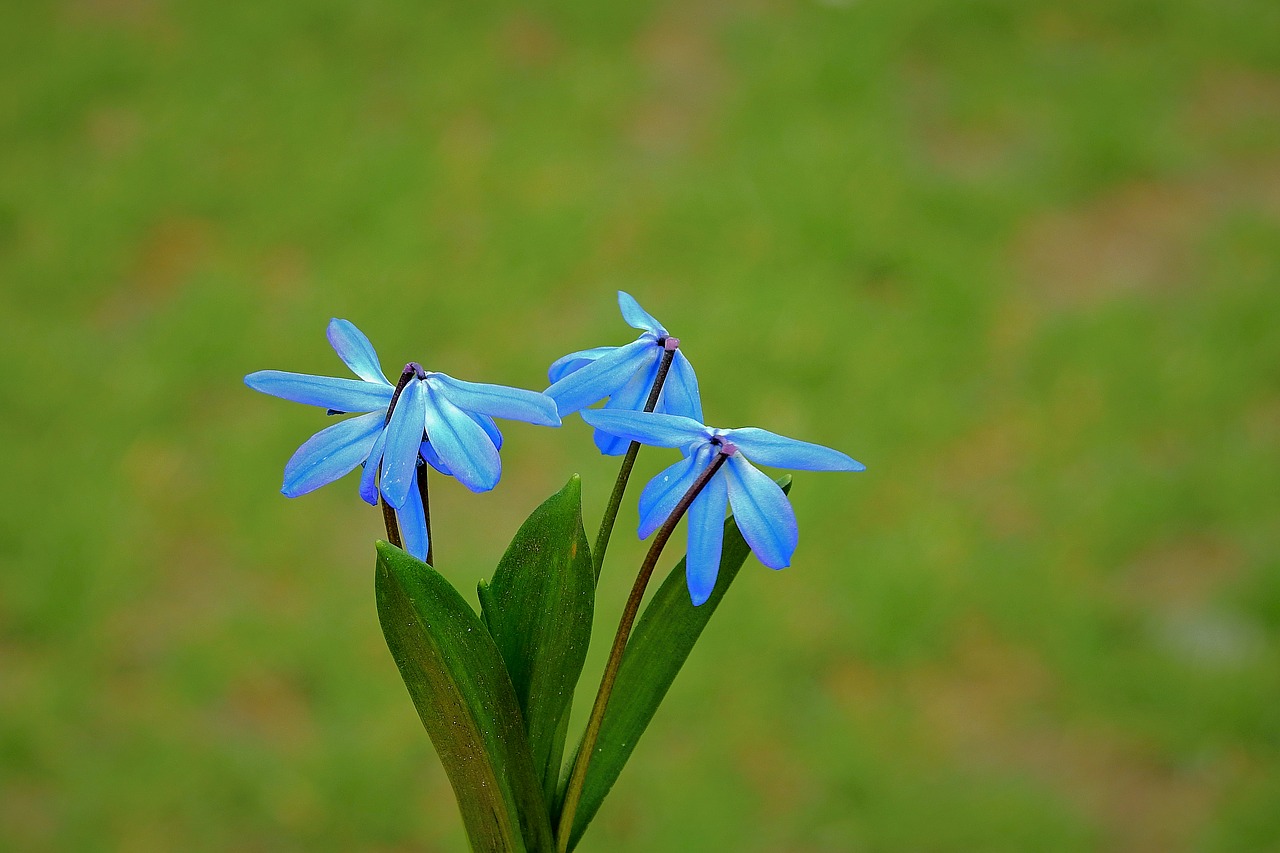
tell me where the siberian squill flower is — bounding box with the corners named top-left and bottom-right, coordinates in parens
top-left (581, 410), bottom-right (865, 605)
top-left (244, 318), bottom-right (560, 560)
top-left (546, 291), bottom-right (703, 455)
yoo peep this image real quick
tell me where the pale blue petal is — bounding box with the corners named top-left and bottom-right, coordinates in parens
top-left (419, 440), bottom-right (449, 476)
top-left (281, 411), bottom-right (384, 498)
top-left (545, 338), bottom-right (655, 415)
top-left (579, 409), bottom-right (710, 449)
top-left (593, 354), bottom-right (661, 455)
top-left (685, 473), bottom-right (728, 606)
top-left (398, 473), bottom-right (430, 562)
top-left (359, 426), bottom-right (389, 505)
top-left (548, 346), bottom-right (616, 384)
top-left (618, 291), bottom-right (667, 336)
top-left (724, 455), bottom-right (798, 569)
top-left (245, 370), bottom-right (393, 413)
top-left (430, 374), bottom-right (560, 426)
top-left (422, 385), bottom-right (502, 493)
top-left (657, 349), bottom-right (703, 422)
top-left (637, 445), bottom-right (713, 538)
top-left (419, 411), bottom-right (501, 478)
top-left (326, 318), bottom-right (391, 385)
top-left (727, 427), bottom-right (866, 472)
top-left (380, 379), bottom-right (428, 508)
top-left (474, 413), bottom-right (503, 451)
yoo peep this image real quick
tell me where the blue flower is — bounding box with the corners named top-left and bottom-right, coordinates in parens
top-left (545, 291), bottom-right (703, 455)
top-left (580, 410), bottom-right (865, 605)
top-left (245, 319), bottom-right (560, 560)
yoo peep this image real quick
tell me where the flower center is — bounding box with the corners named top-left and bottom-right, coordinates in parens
top-left (656, 335), bottom-right (680, 351)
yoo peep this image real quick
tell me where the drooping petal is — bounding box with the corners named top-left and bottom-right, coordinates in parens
top-left (359, 426), bottom-right (390, 505)
top-left (547, 346), bottom-right (617, 384)
top-left (245, 370), bottom-right (394, 413)
top-left (685, 472), bottom-right (728, 606)
top-left (421, 384), bottom-right (502, 493)
top-left (657, 349), bottom-right (703, 422)
top-left (579, 409), bottom-right (710, 450)
top-left (727, 427), bottom-right (866, 472)
top-left (430, 374), bottom-right (560, 426)
top-left (617, 291), bottom-right (668, 336)
top-left (473, 413), bottom-right (503, 451)
top-left (379, 379), bottom-right (428, 508)
top-left (724, 454), bottom-right (798, 569)
top-left (397, 472), bottom-right (430, 562)
top-left (281, 411), bottom-right (384, 498)
top-left (326, 319), bottom-right (391, 385)
top-left (593, 353), bottom-right (661, 455)
top-left (637, 445), bottom-right (714, 538)
top-left (419, 439), bottom-right (449, 476)
top-left (545, 337), bottom-right (655, 416)
top-left (417, 412), bottom-right (502, 478)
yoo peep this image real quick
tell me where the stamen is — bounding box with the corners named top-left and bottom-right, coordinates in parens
top-left (718, 440), bottom-right (738, 457)
top-left (662, 336), bottom-right (680, 351)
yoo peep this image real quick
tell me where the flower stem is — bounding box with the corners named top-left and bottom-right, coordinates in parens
top-left (380, 497), bottom-right (402, 549)
top-left (557, 450), bottom-right (729, 851)
top-left (591, 347), bottom-right (676, 580)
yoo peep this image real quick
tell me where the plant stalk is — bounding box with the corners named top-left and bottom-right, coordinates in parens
top-left (557, 450), bottom-right (729, 851)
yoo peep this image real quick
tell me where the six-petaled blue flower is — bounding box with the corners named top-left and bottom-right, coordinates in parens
top-left (244, 319), bottom-right (560, 561)
top-left (545, 291), bottom-right (703, 455)
top-left (581, 409), bottom-right (865, 606)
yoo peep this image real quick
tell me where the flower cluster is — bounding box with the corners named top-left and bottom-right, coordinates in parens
top-left (246, 292), bottom-right (864, 603)
top-left (245, 319), bottom-right (558, 560)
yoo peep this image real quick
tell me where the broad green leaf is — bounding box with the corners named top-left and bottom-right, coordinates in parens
top-left (565, 477), bottom-right (793, 851)
top-left (375, 542), bottom-right (554, 853)
top-left (478, 475), bottom-right (595, 805)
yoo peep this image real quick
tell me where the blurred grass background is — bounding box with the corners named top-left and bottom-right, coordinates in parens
top-left (3, 0), bottom-right (1279, 850)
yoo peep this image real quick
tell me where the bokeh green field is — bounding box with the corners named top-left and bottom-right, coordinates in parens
top-left (4, 0), bottom-right (1279, 850)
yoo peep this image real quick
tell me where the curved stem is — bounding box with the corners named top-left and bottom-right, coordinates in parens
top-left (591, 348), bottom-right (676, 580)
top-left (379, 497), bottom-right (402, 549)
top-left (557, 451), bottom-right (729, 851)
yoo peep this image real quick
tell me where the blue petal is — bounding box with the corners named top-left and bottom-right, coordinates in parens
top-left (359, 426), bottom-right (389, 505)
top-left (724, 454), bottom-right (798, 569)
top-left (474, 413), bottom-right (504, 451)
top-left (593, 353), bottom-right (661, 455)
top-left (380, 379), bottom-right (428, 508)
top-left (327, 319), bottom-right (391, 385)
top-left (422, 384), bottom-right (502, 493)
top-left (548, 346), bottom-right (617, 384)
top-left (419, 411), bottom-right (502, 477)
top-left (657, 349), bottom-right (703, 422)
top-left (685, 472), bottom-right (728, 606)
top-left (726, 427), bottom-right (866, 472)
top-left (618, 291), bottom-right (668, 336)
top-left (579, 409), bottom-right (710, 450)
top-left (545, 338), bottom-right (655, 415)
top-left (419, 439), bottom-right (449, 475)
top-left (281, 411), bottom-right (384, 498)
top-left (637, 445), bottom-right (714, 538)
top-left (430, 374), bottom-right (560, 426)
top-left (398, 472), bottom-right (431, 562)
top-left (245, 370), bottom-right (393, 413)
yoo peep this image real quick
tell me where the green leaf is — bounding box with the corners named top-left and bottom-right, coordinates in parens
top-left (375, 542), bottom-right (555, 853)
top-left (479, 474), bottom-right (595, 806)
top-left (565, 477), bottom-right (793, 851)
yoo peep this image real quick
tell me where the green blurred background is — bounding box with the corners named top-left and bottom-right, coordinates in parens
top-left (4, 0), bottom-right (1279, 850)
